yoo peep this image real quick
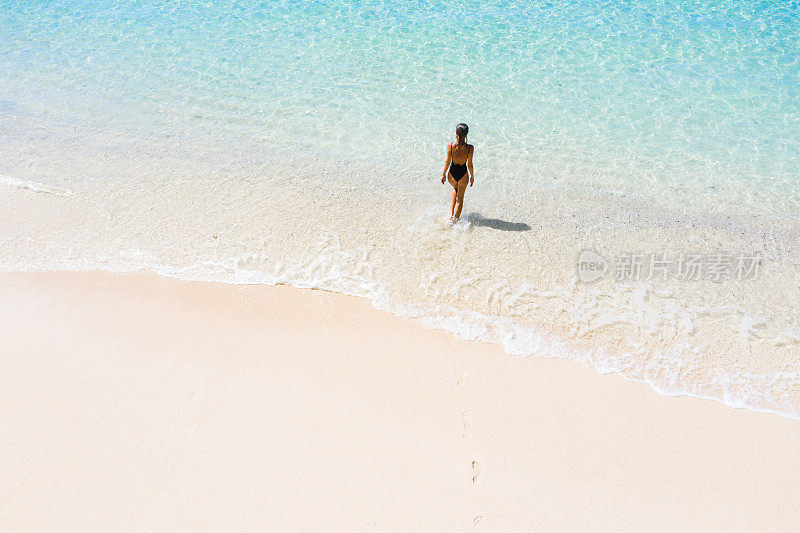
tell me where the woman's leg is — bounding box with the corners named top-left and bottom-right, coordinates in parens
top-left (446, 173), bottom-right (458, 219)
top-left (453, 177), bottom-right (469, 220)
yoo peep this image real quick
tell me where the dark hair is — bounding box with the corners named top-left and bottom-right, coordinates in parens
top-left (455, 123), bottom-right (469, 145)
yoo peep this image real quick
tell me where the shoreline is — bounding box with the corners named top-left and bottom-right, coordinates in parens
top-left (1, 270), bottom-right (798, 529)
top-left (3, 159), bottom-right (800, 423)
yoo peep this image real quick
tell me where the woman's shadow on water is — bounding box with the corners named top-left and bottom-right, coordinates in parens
top-left (466, 213), bottom-right (531, 232)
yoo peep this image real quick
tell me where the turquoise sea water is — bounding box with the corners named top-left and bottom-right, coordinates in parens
top-left (2, 1), bottom-right (800, 416)
top-left (3, 0), bottom-right (800, 209)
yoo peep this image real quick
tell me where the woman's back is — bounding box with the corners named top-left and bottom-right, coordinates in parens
top-left (449, 142), bottom-right (472, 165)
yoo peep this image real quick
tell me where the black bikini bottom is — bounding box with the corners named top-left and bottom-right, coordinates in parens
top-left (450, 163), bottom-right (467, 181)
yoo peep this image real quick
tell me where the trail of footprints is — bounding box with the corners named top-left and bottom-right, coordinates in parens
top-left (457, 369), bottom-right (483, 527)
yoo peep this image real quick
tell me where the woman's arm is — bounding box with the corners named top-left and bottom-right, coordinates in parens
top-left (467, 145), bottom-right (475, 187)
top-left (441, 143), bottom-right (451, 184)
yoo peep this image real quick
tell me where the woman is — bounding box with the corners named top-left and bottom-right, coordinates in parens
top-left (441, 123), bottom-right (474, 223)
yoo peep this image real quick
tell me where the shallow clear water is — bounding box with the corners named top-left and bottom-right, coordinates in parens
top-left (2, 0), bottom-right (800, 417)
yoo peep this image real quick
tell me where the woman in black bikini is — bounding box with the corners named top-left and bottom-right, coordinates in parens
top-left (440, 123), bottom-right (474, 223)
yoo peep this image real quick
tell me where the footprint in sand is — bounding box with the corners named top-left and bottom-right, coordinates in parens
top-left (461, 409), bottom-right (472, 429)
top-left (471, 460), bottom-right (481, 483)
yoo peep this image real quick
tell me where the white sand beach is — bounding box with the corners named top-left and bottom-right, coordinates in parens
top-left (1, 270), bottom-right (798, 530)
